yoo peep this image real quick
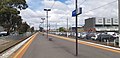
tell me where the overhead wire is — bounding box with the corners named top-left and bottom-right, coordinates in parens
top-left (77, 0), bottom-right (117, 26)
top-left (49, 0), bottom-right (117, 27)
top-left (66, 0), bottom-right (87, 16)
top-left (83, 0), bottom-right (117, 14)
top-left (78, 0), bottom-right (87, 7)
top-left (50, 0), bottom-right (56, 9)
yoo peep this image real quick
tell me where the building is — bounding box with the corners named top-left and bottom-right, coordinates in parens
top-left (70, 26), bottom-right (84, 32)
top-left (84, 17), bottom-right (118, 33)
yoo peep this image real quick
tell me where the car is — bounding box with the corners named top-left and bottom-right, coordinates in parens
top-left (86, 33), bottom-right (96, 40)
top-left (66, 32), bottom-right (71, 37)
top-left (113, 33), bottom-right (119, 45)
top-left (73, 33), bottom-right (76, 37)
top-left (0, 31), bottom-right (9, 36)
top-left (96, 33), bottom-right (114, 42)
top-left (79, 32), bottom-right (87, 39)
top-left (73, 32), bottom-right (82, 38)
top-left (115, 37), bottom-right (119, 45)
top-left (78, 33), bottom-right (81, 38)
top-left (91, 33), bottom-right (100, 40)
top-left (69, 32), bottom-right (74, 37)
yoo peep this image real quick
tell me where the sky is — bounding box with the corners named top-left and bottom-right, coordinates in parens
top-left (20, 0), bottom-right (118, 30)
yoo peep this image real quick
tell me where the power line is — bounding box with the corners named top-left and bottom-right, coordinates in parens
top-left (79, 0), bottom-right (86, 6)
top-left (84, 0), bottom-right (117, 14)
top-left (50, 0), bottom-right (56, 9)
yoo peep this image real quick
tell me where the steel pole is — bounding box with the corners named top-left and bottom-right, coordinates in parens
top-left (75, 0), bottom-right (78, 56)
top-left (44, 9), bottom-right (51, 39)
top-left (118, 0), bottom-right (120, 47)
top-left (47, 11), bottom-right (48, 39)
top-left (67, 18), bottom-right (69, 37)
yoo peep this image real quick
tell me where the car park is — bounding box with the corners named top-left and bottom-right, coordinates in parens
top-left (79, 32), bottom-right (87, 39)
top-left (96, 33), bottom-right (114, 42)
top-left (91, 33), bottom-right (100, 40)
top-left (67, 32), bottom-right (71, 36)
top-left (86, 33), bottom-right (96, 40)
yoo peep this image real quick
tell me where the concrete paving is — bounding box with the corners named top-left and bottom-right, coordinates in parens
top-left (22, 33), bottom-right (120, 58)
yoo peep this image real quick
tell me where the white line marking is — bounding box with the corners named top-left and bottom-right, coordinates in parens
top-left (0, 36), bottom-right (33, 58)
top-left (78, 40), bottom-right (120, 51)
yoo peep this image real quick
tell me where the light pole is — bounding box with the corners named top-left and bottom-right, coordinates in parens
top-left (67, 18), bottom-right (69, 37)
top-left (118, 0), bottom-right (120, 47)
top-left (39, 22), bottom-right (43, 32)
top-left (56, 23), bottom-right (57, 31)
top-left (49, 23), bottom-right (51, 31)
top-left (44, 9), bottom-right (51, 39)
top-left (41, 18), bottom-right (45, 31)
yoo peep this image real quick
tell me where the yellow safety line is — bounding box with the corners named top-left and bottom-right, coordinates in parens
top-left (13, 33), bottom-right (38, 58)
top-left (48, 34), bottom-right (120, 54)
top-left (13, 32), bottom-right (120, 58)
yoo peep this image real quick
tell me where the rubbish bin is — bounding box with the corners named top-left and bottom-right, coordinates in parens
top-left (49, 38), bottom-right (52, 41)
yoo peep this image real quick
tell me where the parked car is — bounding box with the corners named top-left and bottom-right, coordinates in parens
top-left (96, 33), bottom-right (114, 42)
top-left (78, 33), bottom-right (81, 38)
top-left (86, 33), bottom-right (96, 40)
top-left (112, 33), bottom-right (119, 45)
top-left (91, 33), bottom-right (100, 40)
top-left (67, 32), bottom-right (71, 36)
top-left (72, 32), bottom-right (87, 38)
top-left (115, 37), bottom-right (119, 45)
top-left (107, 32), bottom-right (116, 35)
top-left (79, 32), bottom-right (87, 39)
top-left (0, 31), bottom-right (9, 36)
top-left (55, 32), bottom-right (59, 35)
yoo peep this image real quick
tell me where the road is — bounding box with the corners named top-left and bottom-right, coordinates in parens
top-left (14, 33), bottom-right (120, 58)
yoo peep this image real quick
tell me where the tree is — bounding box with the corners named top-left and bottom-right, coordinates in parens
top-left (30, 27), bottom-right (34, 32)
top-left (0, 0), bottom-right (28, 10)
top-left (0, 0), bottom-right (28, 33)
top-left (18, 22), bottom-right (30, 34)
top-left (59, 27), bottom-right (66, 32)
top-left (39, 27), bottom-right (43, 32)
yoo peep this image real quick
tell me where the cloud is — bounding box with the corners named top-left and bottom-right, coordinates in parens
top-left (20, 0), bottom-right (118, 30)
top-left (20, 8), bottom-right (45, 29)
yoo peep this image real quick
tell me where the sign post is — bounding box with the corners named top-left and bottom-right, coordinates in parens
top-left (72, 1), bottom-right (82, 56)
